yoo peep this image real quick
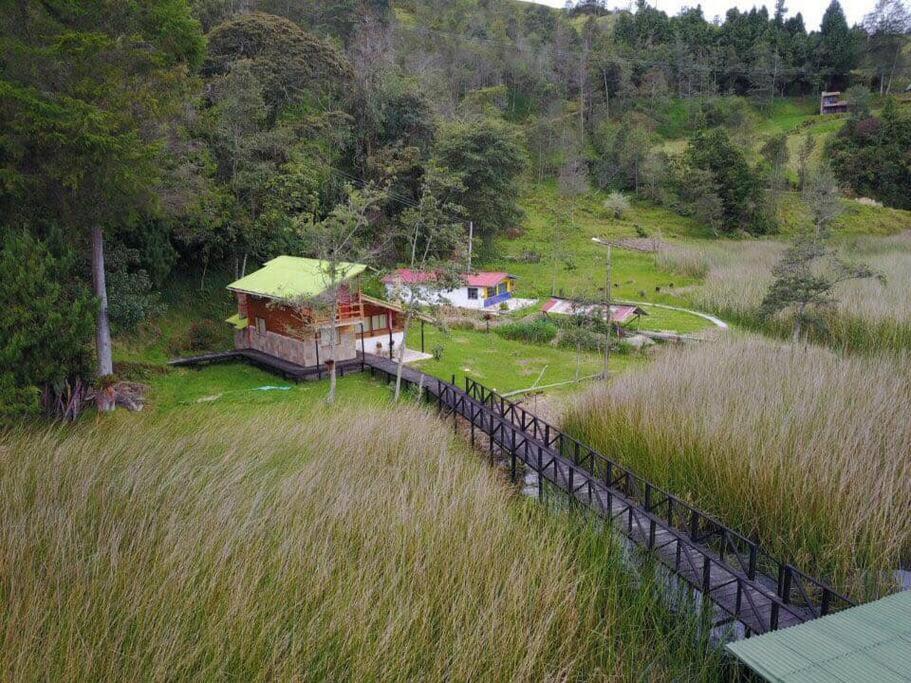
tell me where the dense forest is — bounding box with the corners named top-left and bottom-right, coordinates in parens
top-left (1, 0), bottom-right (910, 417)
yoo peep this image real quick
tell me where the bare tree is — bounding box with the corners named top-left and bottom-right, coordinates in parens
top-left (294, 185), bottom-right (385, 404)
top-left (387, 169), bottom-right (464, 401)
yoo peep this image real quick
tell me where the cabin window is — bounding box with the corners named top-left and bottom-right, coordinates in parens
top-left (320, 326), bottom-right (340, 346)
top-left (371, 313), bottom-right (388, 331)
top-left (467, 287), bottom-right (478, 300)
top-left (497, 282), bottom-right (507, 295)
top-left (255, 317), bottom-right (266, 335)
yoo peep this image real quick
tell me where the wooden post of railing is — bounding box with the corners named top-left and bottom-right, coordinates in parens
top-left (469, 404), bottom-right (475, 447)
top-left (510, 428), bottom-right (516, 482)
top-left (689, 509), bottom-right (699, 542)
top-left (537, 446), bottom-right (543, 500)
top-left (781, 565), bottom-right (792, 605)
top-left (702, 556), bottom-right (712, 593)
top-left (820, 589), bottom-right (831, 616)
top-left (748, 544), bottom-right (757, 580)
top-left (489, 415), bottom-right (495, 465)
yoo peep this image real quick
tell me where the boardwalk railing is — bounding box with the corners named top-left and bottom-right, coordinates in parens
top-left (361, 356), bottom-right (853, 635)
top-left (461, 376), bottom-right (854, 626)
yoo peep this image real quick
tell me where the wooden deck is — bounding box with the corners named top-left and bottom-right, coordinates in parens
top-left (361, 355), bottom-right (853, 636)
top-left (169, 349), bottom-right (364, 381)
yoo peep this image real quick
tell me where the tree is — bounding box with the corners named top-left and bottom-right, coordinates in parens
top-left (604, 192), bottom-right (631, 219)
top-left (293, 186), bottom-right (385, 404)
top-left (763, 164), bottom-right (877, 344)
top-left (555, 156), bottom-right (589, 294)
top-left (204, 12), bottom-right (354, 120)
top-left (761, 233), bottom-right (879, 343)
top-left (433, 118), bottom-right (526, 249)
top-left (0, 231), bottom-right (95, 421)
top-left (0, 0), bottom-right (204, 411)
top-left (388, 168), bottom-right (464, 401)
top-left (761, 133), bottom-right (790, 211)
top-left (815, 1), bottom-right (858, 88)
top-left (827, 99), bottom-right (911, 209)
top-left (804, 165), bottom-right (843, 236)
top-left (863, 0), bottom-right (911, 95)
top-left (797, 133), bottom-right (817, 190)
top-left (686, 128), bottom-right (772, 234)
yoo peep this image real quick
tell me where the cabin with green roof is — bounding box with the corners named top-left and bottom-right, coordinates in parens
top-left (226, 256), bottom-right (409, 369)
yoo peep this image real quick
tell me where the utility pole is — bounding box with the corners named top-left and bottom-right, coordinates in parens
top-left (467, 220), bottom-right (474, 273)
top-left (603, 244), bottom-right (612, 381)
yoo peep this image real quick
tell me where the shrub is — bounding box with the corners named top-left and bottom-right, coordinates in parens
top-left (604, 192), bottom-right (630, 219)
top-left (495, 318), bottom-right (558, 344)
top-left (556, 326), bottom-right (603, 353)
top-left (432, 343), bottom-right (445, 361)
top-left (172, 320), bottom-right (226, 355)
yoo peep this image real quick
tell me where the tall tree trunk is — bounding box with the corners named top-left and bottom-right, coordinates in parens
top-left (91, 225), bottom-right (115, 412)
top-left (792, 304), bottom-right (805, 344)
top-left (394, 313), bottom-right (412, 401)
top-left (326, 293), bottom-right (339, 405)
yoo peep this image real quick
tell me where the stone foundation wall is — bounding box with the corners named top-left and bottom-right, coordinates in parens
top-left (236, 326), bottom-right (357, 367)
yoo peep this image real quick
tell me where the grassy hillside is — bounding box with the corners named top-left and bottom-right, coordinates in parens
top-left (0, 404), bottom-right (727, 680)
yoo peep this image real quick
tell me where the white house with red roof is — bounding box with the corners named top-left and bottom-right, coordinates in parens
top-left (383, 269), bottom-right (517, 310)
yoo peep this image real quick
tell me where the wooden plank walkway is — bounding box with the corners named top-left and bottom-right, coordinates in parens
top-left (361, 355), bottom-right (853, 636)
top-left (168, 349), bottom-right (852, 636)
top-left (169, 349), bottom-right (364, 382)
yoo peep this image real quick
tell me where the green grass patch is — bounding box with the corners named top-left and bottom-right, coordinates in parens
top-left (411, 325), bottom-right (643, 394)
top-left (149, 364), bottom-right (390, 414)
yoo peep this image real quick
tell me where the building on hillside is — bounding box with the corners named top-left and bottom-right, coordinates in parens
top-left (820, 91), bottom-right (848, 115)
top-left (383, 269), bottom-right (517, 310)
top-left (225, 256), bottom-right (426, 368)
top-left (542, 297), bottom-right (648, 329)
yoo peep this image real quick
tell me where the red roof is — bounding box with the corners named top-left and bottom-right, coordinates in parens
top-left (464, 272), bottom-right (512, 287)
top-left (384, 269), bottom-right (513, 288)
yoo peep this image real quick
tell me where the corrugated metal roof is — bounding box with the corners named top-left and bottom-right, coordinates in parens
top-left (726, 590), bottom-right (911, 682)
top-left (227, 256), bottom-right (366, 300)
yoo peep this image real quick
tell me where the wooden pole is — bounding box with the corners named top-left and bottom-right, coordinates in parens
top-left (603, 245), bottom-right (612, 381)
top-left (467, 221), bottom-right (474, 273)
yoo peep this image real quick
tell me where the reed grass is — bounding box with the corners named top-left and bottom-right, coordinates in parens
top-left (564, 336), bottom-right (911, 598)
top-left (659, 234), bottom-right (911, 352)
top-left (0, 405), bottom-right (725, 681)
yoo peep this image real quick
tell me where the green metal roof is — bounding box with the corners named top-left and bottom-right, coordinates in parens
top-left (226, 256), bottom-right (367, 300)
top-left (225, 313), bottom-right (248, 330)
top-left (726, 590), bottom-right (911, 682)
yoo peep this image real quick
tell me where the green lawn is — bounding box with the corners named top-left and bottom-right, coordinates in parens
top-left (409, 325), bottom-right (644, 395)
top-left (633, 304), bottom-right (717, 334)
top-left (148, 363), bottom-right (391, 414)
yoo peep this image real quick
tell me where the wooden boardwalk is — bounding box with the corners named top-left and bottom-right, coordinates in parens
top-left (169, 349), bottom-right (853, 635)
top-left (169, 349), bottom-right (364, 381)
top-left (362, 355), bottom-right (854, 636)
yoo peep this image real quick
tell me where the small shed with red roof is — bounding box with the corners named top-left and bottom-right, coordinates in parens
top-left (383, 269), bottom-right (517, 310)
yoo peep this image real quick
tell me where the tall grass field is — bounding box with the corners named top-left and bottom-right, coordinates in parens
top-left (564, 336), bottom-right (911, 598)
top-left (659, 231), bottom-right (911, 352)
top-left (0, 404), bottom-right (725, 680)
